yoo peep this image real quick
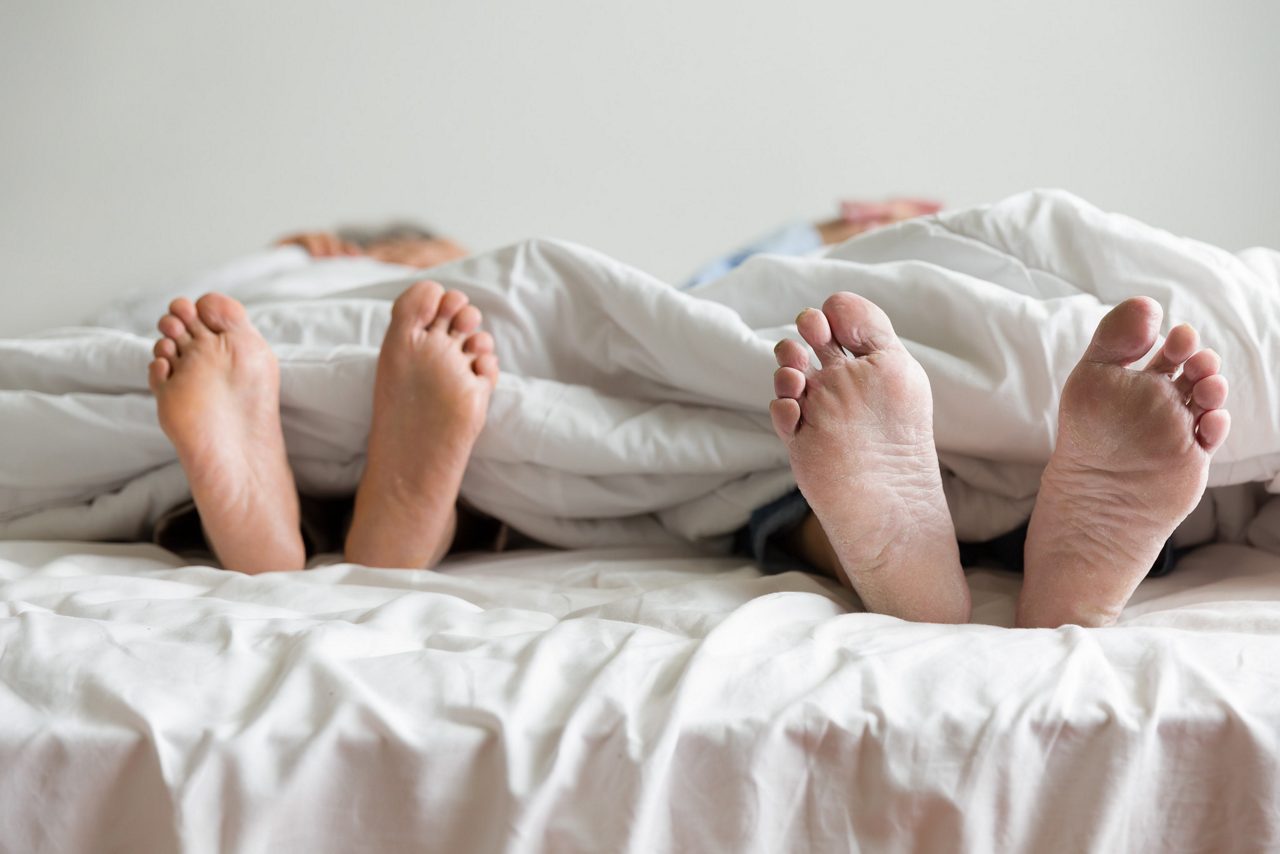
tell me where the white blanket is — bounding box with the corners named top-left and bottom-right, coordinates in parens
top-left (5, 540), bottom-right (1280, 852)
top-left (2, 189), bottom-right (1279, 550)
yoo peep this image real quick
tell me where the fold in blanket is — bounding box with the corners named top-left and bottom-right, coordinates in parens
top-left (2, 190), bottom-right (1279, 552)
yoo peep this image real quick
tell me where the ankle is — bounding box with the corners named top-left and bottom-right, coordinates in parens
top-left (215, 534), bottom-right (306, 574)
top-left (345, 501), bottom-right (458, 569)
top-left (1015, 599), bottom-right (1118, 629)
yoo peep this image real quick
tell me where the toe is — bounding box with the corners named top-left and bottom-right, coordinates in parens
top-left (450, 305), bottom-right (483, 336)
top-left (148, 358), bottom-right (171, 391)
top-left (158, 314), bottom-right (193, 349)
top-left (1175, 348), bottom-right (1221, 399)
top-left (431, 290), bottom-right (470, 332)
top-left (1197, 408), bottom-right (1231, 453)
top-left (169, 298), bottom-right (210, 337)
top-left (1145, 323), bottom-right (1199, 375)
top-left (390, 281), bottom-right (446, 329)
top-left (153, 337), bottom-right (177, 360)
top-left (474, 352), bottom-right (500, 381)
top-left (796, 308), bottom-right (845, 367)
top-left (822, 292), bottom-right (901, 356)
top-left (774, 338), bottom-right (810, 372)
top-left (1083, 297), bottom-right (1162, 366)
top-left (463, 331), bottom-right (495, 355)
top-left (769, 397), bottom-right (802, 440)
top-left (774, 366), bottom-right (806, 400)
top-left (195, 293), bottom-right (248, 333)
top-left (1190, 374), bottom-right (1229, 412)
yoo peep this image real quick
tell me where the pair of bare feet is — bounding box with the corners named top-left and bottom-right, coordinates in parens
top-left (772, 293), bottom-right (1231, 628)
top-left (148, 282), bottom-right (498, 573)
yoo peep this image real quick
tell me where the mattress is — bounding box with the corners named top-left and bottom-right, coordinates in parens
top-left (3, 540), bottom-right (1279, 853)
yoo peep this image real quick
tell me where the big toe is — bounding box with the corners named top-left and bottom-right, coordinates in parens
top-left (1084, 297), bottom-right (1162, 366)
top-left (195, 293), bottom-right (248, 333)
top-left (822, 292), bottom-right (901, 356)
top-left (391, 281), bottom-right (446, 329)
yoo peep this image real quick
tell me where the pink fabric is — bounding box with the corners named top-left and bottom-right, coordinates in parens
top-left (841, 197), bottom-right (944, 225)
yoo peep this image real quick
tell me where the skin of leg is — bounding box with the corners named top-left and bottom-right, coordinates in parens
top-left (344, 281), bottom-right (498, 569)
top-left (771, 292), bottom-right (971, 623)
top-left (149, 293), bottom-right (306, 574)
top-left (1017, 299), bottom-right (1231, 628)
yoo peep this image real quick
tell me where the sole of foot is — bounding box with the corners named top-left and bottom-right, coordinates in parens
top-left (771, 292), bottom-right (971, 623)
top-left (344, 280), bottom-right (499, 569)
top-left (1018, 297), bottom-right (1231, 628)
top-left (149, 293), bottom-right (305, 573)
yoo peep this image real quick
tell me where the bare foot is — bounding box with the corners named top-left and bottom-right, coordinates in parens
top-left (1018, 297), bottom-right (1231, 628)
top-left (344, 281), bottom-right (499, 569)
top-left (771, 293), bottom-right (971, 623)
top-left (149, 294), bottom-right (304, 573)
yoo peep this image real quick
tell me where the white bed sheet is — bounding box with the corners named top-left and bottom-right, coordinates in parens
top-left (3, 541), bottom-right (1280, 853)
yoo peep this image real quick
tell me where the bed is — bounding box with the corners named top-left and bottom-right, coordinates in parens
top-left (4, 190), bottom-right (1280, 852)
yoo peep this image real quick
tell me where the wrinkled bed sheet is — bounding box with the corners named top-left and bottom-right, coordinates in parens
top-left (3, 541), bottom-right (1280, 853)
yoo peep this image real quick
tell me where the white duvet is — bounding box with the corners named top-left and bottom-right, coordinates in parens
top-left (2, 189), bottom-right (1280, 552)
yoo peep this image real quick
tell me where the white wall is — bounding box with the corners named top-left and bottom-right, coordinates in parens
top-left (2, 0), bottom-right (1278, 336)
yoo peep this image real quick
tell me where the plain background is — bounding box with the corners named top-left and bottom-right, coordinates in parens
top-left (2, 0), bottom-right (1278, 336)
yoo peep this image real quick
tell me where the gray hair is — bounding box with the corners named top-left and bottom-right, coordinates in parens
top-left (335, 220), bottom-right (437, 248)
